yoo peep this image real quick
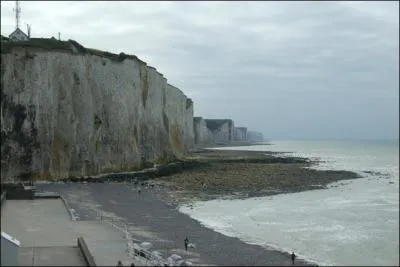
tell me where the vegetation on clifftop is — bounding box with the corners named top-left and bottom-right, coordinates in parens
top-left (1, 37), bottom-right (72, 53)
top-left (186, 98), bottom-right (193, 109)
top-left (0, 36), bottom-right (146, 65)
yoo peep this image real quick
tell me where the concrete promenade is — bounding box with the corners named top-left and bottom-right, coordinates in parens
top-left (1, 199), bottom-right (141, 266)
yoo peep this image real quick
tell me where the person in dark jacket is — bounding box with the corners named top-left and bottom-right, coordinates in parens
top-left (184, 237), bottom-right (189, 251)
top-left (291, 252), bottom-right (296, 265)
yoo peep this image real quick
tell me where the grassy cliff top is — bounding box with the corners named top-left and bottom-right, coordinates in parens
top-left (1, 37), bottom-right (72, 53)
top-left (0, 36), bottom-right (146, 65)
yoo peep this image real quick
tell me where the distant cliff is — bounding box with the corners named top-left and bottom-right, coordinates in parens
top-left (204, 119), bottom-right (234, 144)
top-left (0, 38), bottom-right (194, 181)
top-left (247, 131), bottom-right (264, 142)
top-left (193, 118), bottom-right (236, 146)
top-left (193, 117), bottom-right (214, 145)
top-left (234, 127), bottom-right (247, 141)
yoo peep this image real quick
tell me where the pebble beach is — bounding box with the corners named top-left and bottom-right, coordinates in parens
top-left (36, 148), bottom-right (362, 266)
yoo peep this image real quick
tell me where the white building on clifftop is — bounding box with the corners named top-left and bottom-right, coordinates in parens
top-left (9, 27), bottom-right (29, 41)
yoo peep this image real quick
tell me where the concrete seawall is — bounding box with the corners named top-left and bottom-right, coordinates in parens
top-left (77, 237), bottom-right (97, 267)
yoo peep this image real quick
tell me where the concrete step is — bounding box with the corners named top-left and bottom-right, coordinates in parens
top-left (34, 192), bottom-right (60, 199)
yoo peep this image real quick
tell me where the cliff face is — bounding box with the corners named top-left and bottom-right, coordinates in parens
top-left (184, 98), bottom-right (195, 151)
top-left (247, 131), bottom-right (264, 142)
top-left (1, 47), bottom-right (194, 180)
top-left (193, 117), bottom-right (214, 146)
top-left (164, 84), bottom-right (194, 157)
top-left (234, 127), bottom-right (247, 141)
top-left (204, 119), bottom-right (234, 144)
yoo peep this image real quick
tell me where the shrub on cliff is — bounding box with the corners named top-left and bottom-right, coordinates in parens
top-left (68, 39), bottom-right (86, 53)
top-left (186, 98), bottom-right (193, 109)
top-left (1, 37), bottom-right (147, 66)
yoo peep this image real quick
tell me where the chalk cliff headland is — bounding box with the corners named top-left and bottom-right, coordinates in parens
top-left (1, 38), bottom-right (197, 180)
top-left (1, 37), bottom-right (263, 181)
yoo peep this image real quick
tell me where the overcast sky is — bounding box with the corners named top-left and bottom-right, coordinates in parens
top-left (1, 1), bottom-right (398, 140)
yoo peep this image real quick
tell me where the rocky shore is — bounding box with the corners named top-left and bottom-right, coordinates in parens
top-left (31, 147), bottom-right (365, 266)
top-left (150, 149), bottom-right (362, 205)
top-left (52, 148), bottom-right (362, 206)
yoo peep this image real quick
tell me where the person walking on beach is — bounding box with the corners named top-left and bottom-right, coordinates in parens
top-left (184, 237), bottom-right (189, 251)
top-left (291, 252), bottom-right (296, 265)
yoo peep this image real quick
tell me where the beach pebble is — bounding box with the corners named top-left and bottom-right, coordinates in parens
top-left (152, 251), bottom-right (163, 257)
top-left (176, 259), bottom-right (189, 266)
top-left (166, 258), bottom-right (175, 266)
top-left (183, 261), bottom-right (193, 266)
top-left (151, 250), bottom-right (164, 261)
top-left (140, 241), bottom-right (153, 249)
top-left (168, 254), bottom-right (182, 261)
top-left (167, 254), bottom-right (183, 265)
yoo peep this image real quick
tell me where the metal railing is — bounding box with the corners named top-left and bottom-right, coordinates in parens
top-left (94, 208), bottom-right (166, 266)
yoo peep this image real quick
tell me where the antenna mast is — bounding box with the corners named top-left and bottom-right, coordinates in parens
top-left (14, 1), bottom-right (21, 29)
top-left (27, 24), bottom-right (31, 38)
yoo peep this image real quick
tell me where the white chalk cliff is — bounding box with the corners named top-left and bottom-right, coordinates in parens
top-left (0, 40), bottom-right (194, 180)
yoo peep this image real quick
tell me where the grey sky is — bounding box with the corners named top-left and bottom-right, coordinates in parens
top-left (1, 1), bottom-right (398, 139)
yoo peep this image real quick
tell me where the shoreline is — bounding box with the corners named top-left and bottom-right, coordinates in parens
top-left (177, 202), bottom-right (324, 266)
top-left (33, 147), bottom-right (364, 207)
top-left (29, 147), bottom-right (366, 266)
top-left (36, 182), bottom-right (318, 266)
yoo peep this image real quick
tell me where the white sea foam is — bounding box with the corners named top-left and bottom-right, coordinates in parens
top-left (180, 140), bottom-right (399, 266)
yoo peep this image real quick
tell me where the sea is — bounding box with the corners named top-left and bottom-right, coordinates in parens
top-left (179, 139), bottom-right (399, 266)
